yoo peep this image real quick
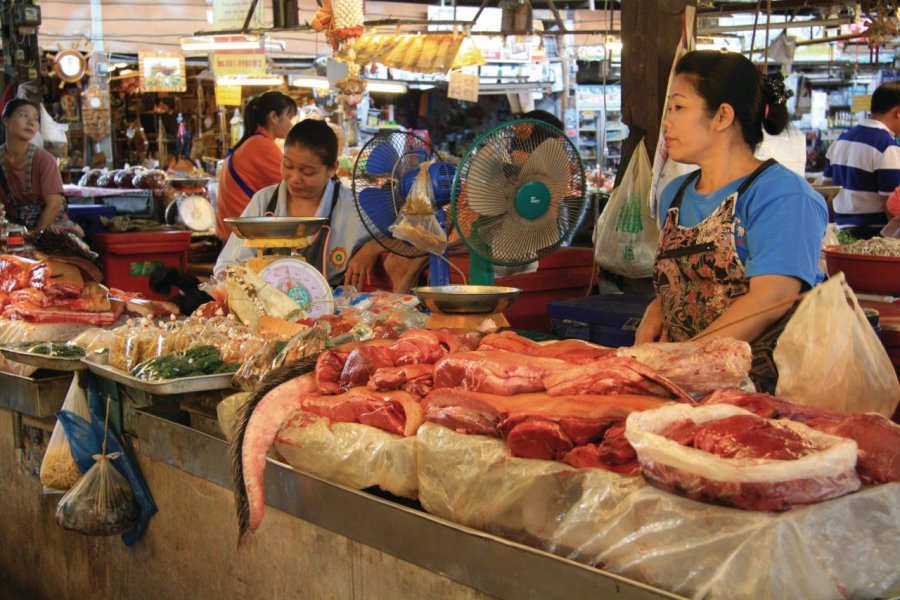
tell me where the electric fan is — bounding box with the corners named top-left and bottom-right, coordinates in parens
top-left (352, 130), bottom-right (457, 285)
top-left (451, 118), bottom-right (587, 285)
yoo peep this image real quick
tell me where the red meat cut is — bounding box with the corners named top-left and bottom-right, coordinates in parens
top-left (432, 351), bottom-right (570, 395)
top-left (662, 414), bottom-right (819, 461)
top-left (703, 389), bottom-right (900, 484)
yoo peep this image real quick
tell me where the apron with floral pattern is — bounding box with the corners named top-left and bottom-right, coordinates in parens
top-left (653, 159), bottom-right (794, 392)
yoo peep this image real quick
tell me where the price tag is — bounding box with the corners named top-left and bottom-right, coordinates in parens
top-left (448, 71), bottom-right (480, 102)
top-left (216, 85), bottom-right (242, 107)
top-left (851, 94), bottom-right (871, 113)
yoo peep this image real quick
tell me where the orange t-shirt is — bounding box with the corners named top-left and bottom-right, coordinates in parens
top-left (215, 127), bottom-right (282, 240)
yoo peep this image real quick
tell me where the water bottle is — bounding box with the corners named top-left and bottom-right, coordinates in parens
top-left (230, 109), bottom-right (244, 148)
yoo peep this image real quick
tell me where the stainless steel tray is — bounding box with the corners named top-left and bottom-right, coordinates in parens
top-left (83, 359), bottom-right (234, 395)
top-left (0, 370), bottom-right (73, 418)
top-left (2, 347), bottom-right (86, 371)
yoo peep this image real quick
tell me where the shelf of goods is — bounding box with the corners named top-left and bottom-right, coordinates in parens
top-left (574, 84), bottom-right (623, 170)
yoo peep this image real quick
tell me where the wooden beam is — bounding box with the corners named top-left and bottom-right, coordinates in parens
top-left (620, 0), bottom-right (686, 156)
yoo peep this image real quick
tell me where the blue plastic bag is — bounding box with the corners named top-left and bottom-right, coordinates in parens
top-left (57, 373), bottom-right (157, 546)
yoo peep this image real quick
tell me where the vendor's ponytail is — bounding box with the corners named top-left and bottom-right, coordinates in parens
top-left (761, 75), bottom-right (790, 137)
top-left (233, 91), bottom-right (297, 151)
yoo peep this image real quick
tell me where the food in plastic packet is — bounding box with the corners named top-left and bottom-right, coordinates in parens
top-left (225, 264), bottom-right (304, 329)
top-left (41, 378), bottom-right (91, 490)
top-left (55, 452), bottom-right (139, 536)
top-left (389, 160), bottom-right (448, 255)
top-left (113, 166), bottom-right (142, 188)
top-left (274, 411), bottom-right (418, 499)
top-left (217, 392), bottom-right (252, 441)
top-left (96, 169), bottom-right (121, 188)
top-left (131, 345), bottom-right (238, 381)
top-left (232, 338), bottom-right (284, 391)
top-left (119, 319), bottom-right (161, 372)
top-left (624, 403), bottom-right (860, 511)
top-left (78, 169), bottom-right (105, 187)
top-left (132, 169), bottom-right (167, 190)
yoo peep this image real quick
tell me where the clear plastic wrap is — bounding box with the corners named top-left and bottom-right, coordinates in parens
top-left (624, 403), bottom-right (861, 511)
top-left (415, 423), bottom-right (900, 600)
top-left (216, 391), bottom-right (252, 441)
top-left (274, 411), bottom-right (418, 499)
top-left (40, 378), bottom-right (91, 490)
top-left (389, 160), bottom-right (448, 255)
top-left (55, 452), bottom-right (139, 536)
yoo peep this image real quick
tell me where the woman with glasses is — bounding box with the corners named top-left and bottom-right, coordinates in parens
top-left (215, 119), bottom-right (384, 287)
top-left (0, 99), bottom-right (80, 234)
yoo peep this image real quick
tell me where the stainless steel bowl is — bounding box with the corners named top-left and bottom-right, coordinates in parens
top-left (168, 177), bottom-right (210, 190)
top-left (225, 217), bottom-right (328, 239)
top-left (412, 285), bottom-right (522, 314)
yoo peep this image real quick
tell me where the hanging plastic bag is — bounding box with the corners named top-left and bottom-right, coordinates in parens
top-left (774, 273), bottom-right (900, 417)
top-left (593, 140), bottom-right (660, 278)
top-left (40, 377), bottom-right (91, 490)
top-left (55, 451), bottom-right (139, 536)
top-left (389, 159), bottom-right (448, 255)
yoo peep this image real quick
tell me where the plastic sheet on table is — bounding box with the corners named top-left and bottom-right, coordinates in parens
top-left (274, 411), bottom-right (418, 499)
top-left (415, 423), bottom-right (900, 600)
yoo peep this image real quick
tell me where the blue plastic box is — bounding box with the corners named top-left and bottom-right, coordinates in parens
top-left (547, 293), bottom-right (655, 348)
top-left (67, 204), bottom-right (116, 239)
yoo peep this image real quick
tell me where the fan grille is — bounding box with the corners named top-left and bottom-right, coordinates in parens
top-left (352, 131), bottom-right (439, 258)
top-left (451, 119), bottom-right (587, 267)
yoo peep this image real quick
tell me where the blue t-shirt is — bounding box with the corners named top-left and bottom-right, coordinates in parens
top-left (657, 164), bottom-right (828, 289)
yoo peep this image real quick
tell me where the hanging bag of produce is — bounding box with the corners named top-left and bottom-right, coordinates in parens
top-left (774, 273), bottom-right (900, 417)
top-left (55, 396), bottom-right (139, 536)
top-left (55, 451), bottom-right (139, 536)
top-left (593, 139), bottom-right (659, 278)
top-left (40, 376), bottom-right (91, 491)
top-left (389, 159), bottom-right (448, 256)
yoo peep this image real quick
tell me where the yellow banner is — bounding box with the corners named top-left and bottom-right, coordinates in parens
top-left (215, 85), bottom-right (243, 106)
top-left (851, 94), bottom-right (871, 113)
top-left (212, 53), bottom-right (266, 77)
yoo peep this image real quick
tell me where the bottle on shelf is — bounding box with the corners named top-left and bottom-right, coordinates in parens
top-left (230, 108), bottom-right (244, 148)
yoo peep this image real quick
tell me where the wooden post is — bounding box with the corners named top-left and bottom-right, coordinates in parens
top-left (620, 0), bottom-right (687, 156)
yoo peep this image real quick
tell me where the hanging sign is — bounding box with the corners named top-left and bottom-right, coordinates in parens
top-left (448, 71), bottom-right (480, 102)
top-left (215, 85), bottom-right (242, 106)
top-left (851, 94), bottom-right (871, 113)
top-left (212, 53), bottom-right (266, 77)
top-left (213, 0), bottom-right (264, 29)
top-left (81, 87), bottom-right (111, 140)
top-left (139, 52), bottom-right (187, 93)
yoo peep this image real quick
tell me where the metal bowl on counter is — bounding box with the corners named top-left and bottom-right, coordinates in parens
top-left (822, 244), bottom-right (900, 296)
top-left (168, 177), bottom-right (210, 190)
top-left (412, 285), bottom-right (522, 314)
top-left (225, 216), bottom-right (328, 239)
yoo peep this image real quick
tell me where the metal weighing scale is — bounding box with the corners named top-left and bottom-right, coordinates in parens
top-left (224, 216), bottom-right (335, 319)
top-left (412, 285), bottom-right (521, 330)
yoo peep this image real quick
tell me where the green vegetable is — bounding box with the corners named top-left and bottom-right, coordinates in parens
top-left (836, 230), bottom-right (857, 245)
top-left (214, 362), bottom-right (240, 374)
top-left (24, 342), bottom-right (86, 358)
top-left (130, 345), bottom-right (228, 381)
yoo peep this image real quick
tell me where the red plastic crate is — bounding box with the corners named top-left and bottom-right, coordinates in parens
top-left (92, 231), bottom-right (192, 301)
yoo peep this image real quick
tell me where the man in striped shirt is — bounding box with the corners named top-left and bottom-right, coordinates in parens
top-left (823, 81), bottom-right (900, 238)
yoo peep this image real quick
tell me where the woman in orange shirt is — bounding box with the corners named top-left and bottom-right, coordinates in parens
top-left (215, 91), bottom-right (297, 240)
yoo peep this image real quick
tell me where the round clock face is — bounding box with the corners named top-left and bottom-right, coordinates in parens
top-left (89, 96), bottom-right (102, 108)
top-left (259, 258), bottom-right (334, 319)
top-left (56, 51), bottom-right (85, 80)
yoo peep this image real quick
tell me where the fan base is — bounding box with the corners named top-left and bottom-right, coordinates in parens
top-left (425, 311), bottom-right (509, 331)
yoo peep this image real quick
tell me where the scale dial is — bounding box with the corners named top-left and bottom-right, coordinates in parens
top-left (259, 258), bottom-right (334, 319)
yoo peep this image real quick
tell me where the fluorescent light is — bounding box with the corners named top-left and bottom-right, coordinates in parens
top-left (290, 75), bottom-right (331, 91)
top-left (365, 80), bottom-right (407, 94)
top-left (217, 75), bottom-right (284, 86)
top-left (181, 35), bottom-right (262, 52)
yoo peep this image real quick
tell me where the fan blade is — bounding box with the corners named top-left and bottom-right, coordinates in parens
top-left (358, 187), bottom-right (398, 235)
top-left (464, 142), bottom-right (517, 217)
top-left (366, 143), bottom-right (401, 175)
top-left (519, 138), bottom-right (569, 183)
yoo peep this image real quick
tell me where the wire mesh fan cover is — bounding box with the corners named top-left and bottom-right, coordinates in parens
top-left (352, 130), bottom-right (447, 258)
top-left (451, 119), bottom-right (586, 266)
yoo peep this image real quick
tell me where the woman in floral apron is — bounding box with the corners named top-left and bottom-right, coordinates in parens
top-left (0, 99), bottom-right (82, 235)
top-left (635, 51), bottom-right (828, 393)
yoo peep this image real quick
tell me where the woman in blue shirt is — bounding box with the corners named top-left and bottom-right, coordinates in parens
top-left (635, 51), bottom-right (828, 392)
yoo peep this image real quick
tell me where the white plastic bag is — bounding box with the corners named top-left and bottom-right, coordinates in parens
top-left (774, 273), bottom-right (900, 417)
top-left (40, 377), bottom-right (91, 490)
top-left (593, 140), bottom-right (660, 277)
